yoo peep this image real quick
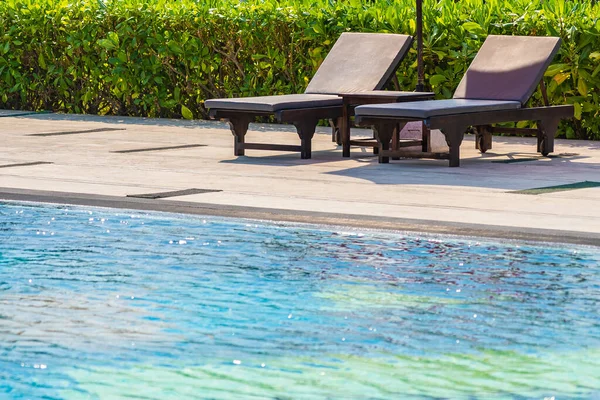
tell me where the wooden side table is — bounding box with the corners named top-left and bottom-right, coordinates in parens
top-left (339, 91), bottom-right (435, 157)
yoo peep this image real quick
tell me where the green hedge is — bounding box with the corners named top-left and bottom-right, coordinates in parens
top-left (1, 0), bottom-right (599, 138)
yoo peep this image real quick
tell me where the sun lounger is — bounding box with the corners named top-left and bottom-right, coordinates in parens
top-left (205, 33), bottom-right (413, 159)
top-left (354, 35), bottom-right (574, 167)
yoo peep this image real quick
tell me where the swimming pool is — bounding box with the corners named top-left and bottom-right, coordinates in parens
top-left (1, 201), bottom-right (599, 399)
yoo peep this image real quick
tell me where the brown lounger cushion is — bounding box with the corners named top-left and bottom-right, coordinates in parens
top-left (204, 94), bottom-right (342, 113)
top-left (355, 99), bottom-right (521, 119)
top-left (453, 35), bottom-right (561, 104)
top-left (305, 33), bottom-right (413, 94)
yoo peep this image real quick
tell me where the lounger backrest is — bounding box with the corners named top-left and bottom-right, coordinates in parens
top-left (305, 33), bottom-right (412, 95)
top-left (453, 35), bottom-right (561, 105)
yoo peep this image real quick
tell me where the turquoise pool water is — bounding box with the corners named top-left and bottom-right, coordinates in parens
top-left (0, 202), bottom-right (599, 399)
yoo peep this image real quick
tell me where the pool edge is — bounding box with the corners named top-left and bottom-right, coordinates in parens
top-left (1, 187), bottom-right (599, 247)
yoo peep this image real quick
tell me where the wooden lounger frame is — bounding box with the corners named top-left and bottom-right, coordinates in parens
top-left (210, 106), bottom-right (342, 159)
top-left (356, 93), bottom-right (574, 167)
top-left (473, 80), bottom-right (552, 153)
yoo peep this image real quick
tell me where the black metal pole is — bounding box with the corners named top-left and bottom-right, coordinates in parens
top-left (416, 0), bottom-right (424, 92)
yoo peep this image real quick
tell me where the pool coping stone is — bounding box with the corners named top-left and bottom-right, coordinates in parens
top-left (2, 187), bottom-right (599, 247)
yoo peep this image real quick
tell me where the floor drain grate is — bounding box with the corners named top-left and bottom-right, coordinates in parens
top-left (127, 188), bottom-right (222, 199)
top-left (30, 128), bottom-right (125, 137)
top-left (112, 144), bottom-right (206, 154)
top-left (0, 161), bottom-right (53, 169)
top-left (509, 181), bottom-right (600, 195)
top-left (491, 158), bottom-right (541, 164)
top-left (492, 153), bottom-right (579, 164)
top-left (558, 152), bottom-right (580, 157)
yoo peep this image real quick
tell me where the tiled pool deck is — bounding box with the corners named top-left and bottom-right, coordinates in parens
top-left (1, 112), bottom-right (600, 246)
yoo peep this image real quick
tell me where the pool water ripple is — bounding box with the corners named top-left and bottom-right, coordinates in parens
top-left (1, 202), bottom-right (600, 399)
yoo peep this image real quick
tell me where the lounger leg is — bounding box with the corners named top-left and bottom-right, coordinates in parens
top-left (294, 119), bottom-right (318, 159)
top-left (335, 117), bottom-right (343, 145)
top-left (421, 122), bottom-right (431, 153)
top-left (391, 125), bottom-right (400, 160)
top-left (330, 118), bottom-right (342, 145)
top-left (227, 117), bottom-right (251, 156)
top-left (342, 100), bottom-right (351, 157)
top-left (441, 125), bottom-right (467, 167)
top-left (372, 122), bottom-right (396, 163)
top-left (537, 118), bottom-right (559, 156)
top-left (475, 125), bottom-right (493, 153)
top-left (390, 123), bottom-right (407, 160)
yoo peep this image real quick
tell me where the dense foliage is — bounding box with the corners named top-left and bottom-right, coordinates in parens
top-left (0, 0), bottom-right (599, 138)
